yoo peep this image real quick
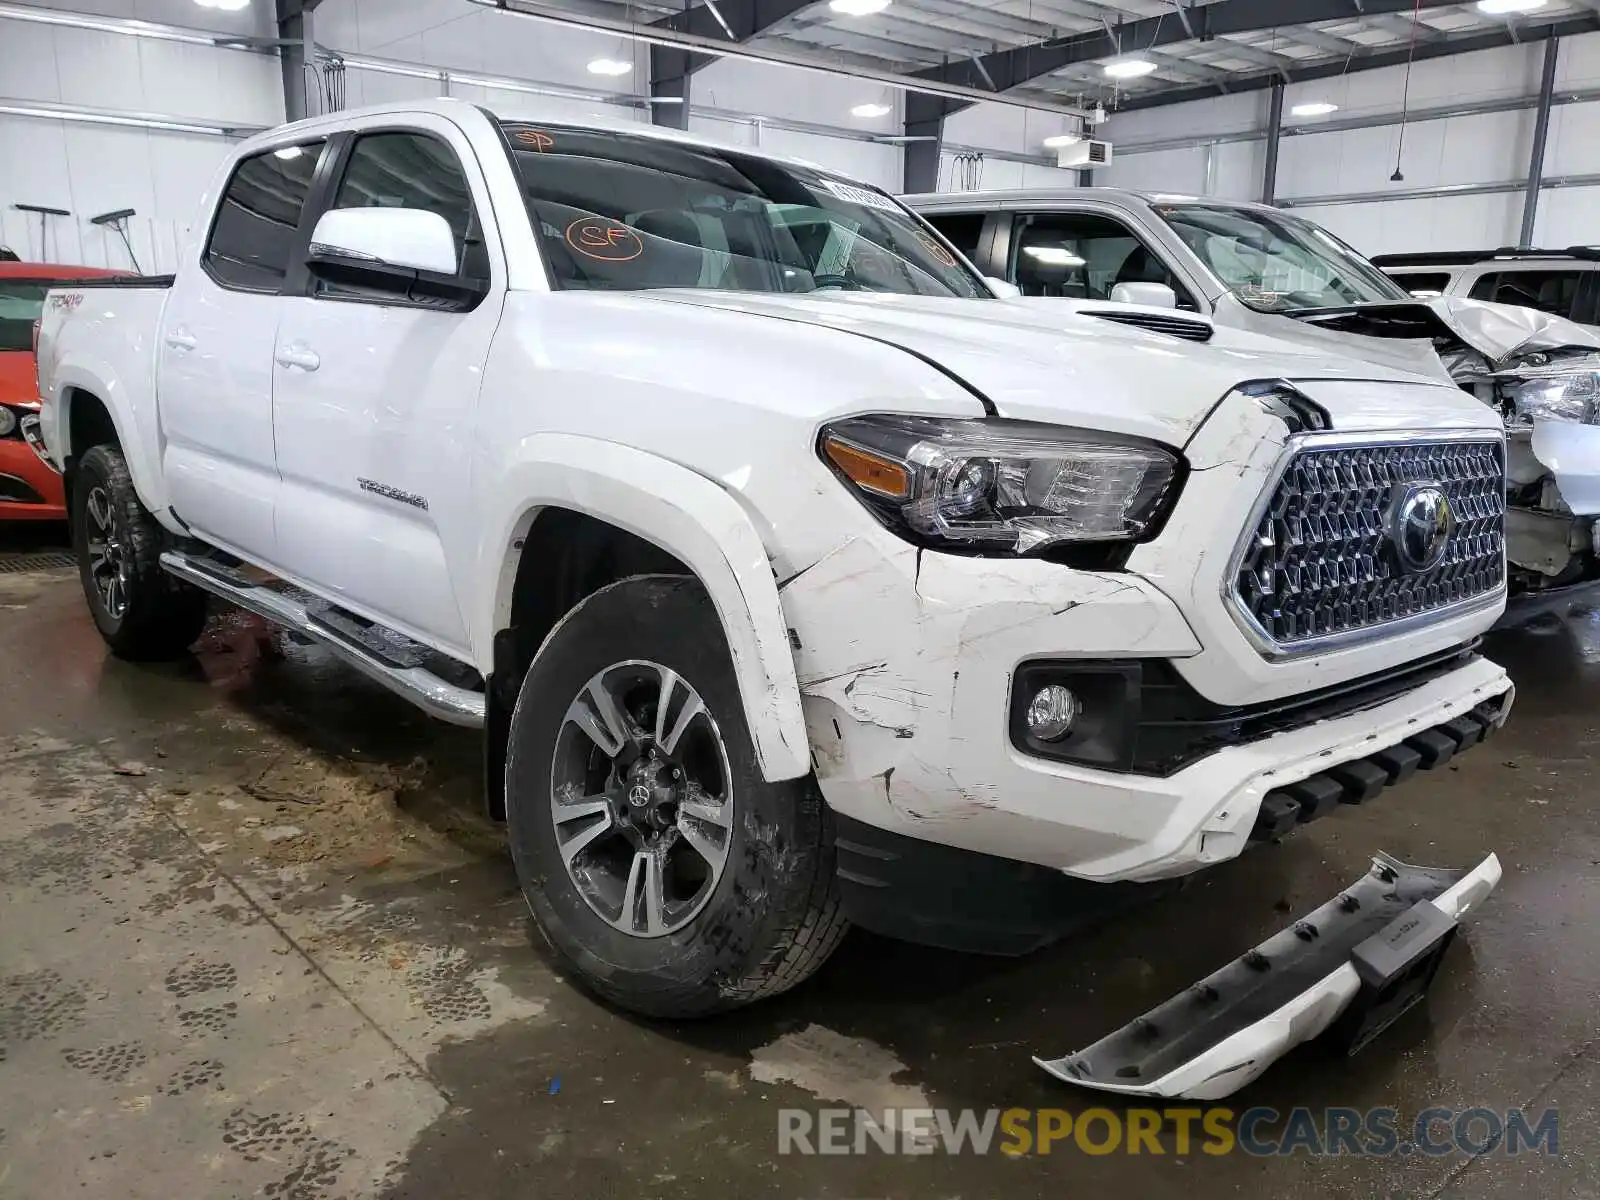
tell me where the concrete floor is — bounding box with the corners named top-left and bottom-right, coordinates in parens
top-left (0, 528), bottom-right (1596, 1199)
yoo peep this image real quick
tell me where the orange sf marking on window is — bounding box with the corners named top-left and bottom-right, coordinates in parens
top-left (917, 233), bottom-right (957, 268)
top-left (565, 218), bottom-right (644, 262)
top-left (516, 130), bottom-right (555, 151)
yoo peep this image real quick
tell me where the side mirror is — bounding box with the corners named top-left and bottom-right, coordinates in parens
top-left (986, 276), bottom-right (1022, 299)
top-left (306, 208), bottom-right (485, 306)
top-left (1111, 281), bottom-right (1178, 309)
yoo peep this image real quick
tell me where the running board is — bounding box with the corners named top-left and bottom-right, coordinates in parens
top-left (1034, 851), bottom-right (1502, 1100)
top-left (159, 551), bottom-right (485, 728)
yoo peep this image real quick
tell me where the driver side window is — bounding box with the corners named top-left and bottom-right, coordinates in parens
top-left (1010, 212), bottom-right (1197, 310)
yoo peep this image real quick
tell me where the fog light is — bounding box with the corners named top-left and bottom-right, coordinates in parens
top-left (1026, 685), bottom-right (1080, 741)
top-left (0, 407), bottom-right (15, 438)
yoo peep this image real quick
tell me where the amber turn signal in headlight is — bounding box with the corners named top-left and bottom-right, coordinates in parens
top-left (822, 435), bottom-right (911, 499)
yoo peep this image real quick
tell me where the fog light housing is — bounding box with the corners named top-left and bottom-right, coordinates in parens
top-left (1009, 662), bottom-right (1142, 770)
top-left (1026, 685), bottom-right (1080, 741)
top-left (0, 407), bottom-right (16, 439)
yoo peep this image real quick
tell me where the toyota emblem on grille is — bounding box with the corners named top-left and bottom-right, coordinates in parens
top-left (1389, 482), bottom-right (1456, 573)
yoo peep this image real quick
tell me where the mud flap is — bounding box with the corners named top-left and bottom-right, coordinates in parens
top-left (1034, 852), bottom-right (1502, 1100)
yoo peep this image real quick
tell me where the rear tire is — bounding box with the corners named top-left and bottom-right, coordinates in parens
top-left (72, 443), bottom-right (207, 661)
top-left (505, 575), bottom-right (847, 1018)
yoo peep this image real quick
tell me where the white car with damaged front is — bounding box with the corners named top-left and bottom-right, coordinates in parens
top-left (34, 101), bottom-right (1508, 1098)
top-left (906, 188), bottom-right (1600, 597)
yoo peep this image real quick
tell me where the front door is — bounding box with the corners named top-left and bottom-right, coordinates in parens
top-left (158, 137), bottom-right (328, 562)
top-left (271, 119), bottom-right (503, 658)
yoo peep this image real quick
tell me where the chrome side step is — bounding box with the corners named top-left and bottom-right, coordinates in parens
top-left (159, 551), bottom-right (485, 729)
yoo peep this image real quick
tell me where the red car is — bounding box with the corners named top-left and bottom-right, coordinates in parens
top-left (0, 261), bottom-right (126, 521)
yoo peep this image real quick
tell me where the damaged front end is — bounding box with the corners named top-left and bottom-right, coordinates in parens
top-left (1284, 298), bottom-right (1600, 593)
top-left (1036, 851), bottom-right (1502, 1100)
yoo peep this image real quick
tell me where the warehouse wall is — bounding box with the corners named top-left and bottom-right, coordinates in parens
top-left (0, 0), bottom-right (282, 271)
top-left (1100, 30), bottom-right (1600, 257)
top-left (936, 103), bottom-right (1098, 193)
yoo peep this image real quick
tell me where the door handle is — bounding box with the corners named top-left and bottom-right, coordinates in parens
top-left (275, 344), bottom-right (320, 372)
top-left (164, 330), bottom-right (197, 351)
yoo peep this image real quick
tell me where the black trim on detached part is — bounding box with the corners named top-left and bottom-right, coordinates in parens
top-left (1248, 694), bottom-right (1509, 843)
top-left (1010, 644), bottom-right (1484, 777)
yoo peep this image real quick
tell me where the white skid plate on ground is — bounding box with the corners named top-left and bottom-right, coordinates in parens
top-left (1035, 852), bottom-right (1502, 1101)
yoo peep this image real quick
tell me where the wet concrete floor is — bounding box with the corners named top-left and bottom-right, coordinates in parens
top-left (0, 532), bottom-right (1595, 1198)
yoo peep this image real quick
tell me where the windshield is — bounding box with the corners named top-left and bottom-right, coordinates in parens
top-left (0, 281), bottom-right (48, 353)
top-left (500, 122), bottom-right (988, 299)
top-left (1154, 203), bottom-right (1410, 312)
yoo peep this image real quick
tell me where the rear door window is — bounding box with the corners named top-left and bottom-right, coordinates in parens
top-left (1469, 269), bottom-right (1586, 320)
top-left (204, 141), bottom-right (326, 292)
top-left (1386, 271), bottom-right (1453, 298)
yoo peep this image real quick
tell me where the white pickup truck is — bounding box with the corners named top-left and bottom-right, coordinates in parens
top-left (36, 101), bottom-right (1509, 1096)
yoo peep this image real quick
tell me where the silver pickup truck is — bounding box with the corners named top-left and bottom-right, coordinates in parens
top-left (906, 188), bottom-right (1600, 597)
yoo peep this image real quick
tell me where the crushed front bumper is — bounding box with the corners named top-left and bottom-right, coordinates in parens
top-left (781, 529), bottom-right (1514, 883)
top-left (1036, 851), bottom-right (1503, 1100)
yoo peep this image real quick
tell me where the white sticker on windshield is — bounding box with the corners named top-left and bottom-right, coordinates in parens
top-left (818, 179), bottom-right (899, 213)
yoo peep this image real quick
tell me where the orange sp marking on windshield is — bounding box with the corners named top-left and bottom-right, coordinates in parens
top-left (566, 218), bottom-right (643, 262)
top-left (517, 130), bottom-right (555, 151)
top-left (917, 233), bottom-right (957, 268)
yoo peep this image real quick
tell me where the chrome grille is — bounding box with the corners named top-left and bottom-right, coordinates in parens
top-left (1233, 438), bottom-right (1505, 651)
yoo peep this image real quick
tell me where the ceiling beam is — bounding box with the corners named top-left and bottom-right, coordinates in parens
top-left (1206, 37), bottom-right (1300, 71)
top-left (1366, 12), bottom-right (1446, 42)
top-left (1285, 26), bottom-right (1363, 57)
top-left (907, 0), bottom-right (1465, 106)
top-left (1111, 13), bottom-right (1593, 113)
top-left (649, 0), bottom-right (820, 48)
top-left (648, 0), bottom-right (822, 113)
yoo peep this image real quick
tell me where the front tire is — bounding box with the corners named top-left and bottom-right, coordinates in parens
top-left (71, 443), bottom-right (207, 661)
top-left (505, 575), bottom-right (847, 1017)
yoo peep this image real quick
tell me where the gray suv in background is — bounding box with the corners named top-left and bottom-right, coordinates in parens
top-left (903, 188), bottom-right (1600, 596)
top-left (1371, 247), bottom-right (1600, 332)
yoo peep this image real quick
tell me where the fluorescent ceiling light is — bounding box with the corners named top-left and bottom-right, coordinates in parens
top-left (1291, 101), bottom-right (1339, 117)
top-left (273, 146), bottom-right (303, 159)
top-left (1042, 133), bottom-right (1082, 148)
top-left (586, 57), bottom-right (632, 75)
top-left (851, 102), bottom-right (891, 118)
top-left (1022, 246), bottom-right (1085, 267)
top-left (0, 100), bottom-right (252, 137)
top-left (194, 0), bottom-right (250, 9)
top-left (1476, 0), bottom-right (1546, 13)
top-left (1103, 57), bottom-right (1157, 80)
top-left (829, 0), bottom-right (891, 16)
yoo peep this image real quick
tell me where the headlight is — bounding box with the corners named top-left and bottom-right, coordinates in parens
top-left (1494, 354), bottom-right (1600, 424)
top-left (0, 407), bottom-right (16, 439)
top-left (819, 414), bottom-right (1181, 555)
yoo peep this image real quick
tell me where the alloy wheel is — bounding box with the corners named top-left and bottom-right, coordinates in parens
top-left (547, 660), bottom-right (735, 938)
top-left (84, 486), bottom-right (129, 621)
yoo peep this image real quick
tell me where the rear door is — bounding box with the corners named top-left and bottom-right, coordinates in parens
top-left (1469, 265), bottom-right (1600, 329)
top-left (270, 117), bottom-right (503, 655)
top-left (158, 138), bottom-right (328, 561)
